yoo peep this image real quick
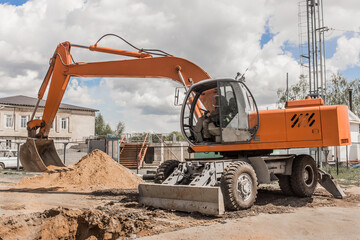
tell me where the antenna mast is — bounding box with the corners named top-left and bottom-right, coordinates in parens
top-left (298, 0), bottom-right (329, 102)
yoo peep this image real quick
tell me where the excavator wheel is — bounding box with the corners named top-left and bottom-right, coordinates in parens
top-left (290, 155), bottom-right (318, 197)
top-left (154, 160), bottom-right (180, 184)
top-left (276, 174), bottom-right (295, 196)
top-left (220, 161), bottom-right (258, 211)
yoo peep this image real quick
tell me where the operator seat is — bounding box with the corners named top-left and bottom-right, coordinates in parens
top-left (228, 97), bottom-right (238, 117)
top-left (208, 95), bottom-right (230, 142)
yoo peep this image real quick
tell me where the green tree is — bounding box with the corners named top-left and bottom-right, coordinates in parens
top-left (95, 113), bottom-right (105, 135)
top-left (277, 73), bottom-right (359, 116)
top-left (276, 75), bottom-right (308, 108)
top-left (95, 113), bottom-right (113, 136)
top-left (130, 132), bottom-right (147, 142)
top-left (114, 121), bottom-right (125, 137)
top-left (349, 79), bottom-right (360, 116)
top-left (165, 131), bottom-right (185, 141)
top-left (326, 73), bottom-right (349, 106)
top-left (326, 73), bottom-right (359, 116)
top-left (150, 133), bottom-right (162, 143)
top-left (103, 124), bottom-right (113, 135)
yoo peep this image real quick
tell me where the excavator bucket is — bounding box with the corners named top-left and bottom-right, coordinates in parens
top-left (20, 138), bottom-right (65, 172)
top-left (138, 183), bottom-right (225, 216)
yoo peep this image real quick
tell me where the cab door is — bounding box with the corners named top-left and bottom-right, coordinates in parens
top-left (218, 81), bottom-right (259, 143)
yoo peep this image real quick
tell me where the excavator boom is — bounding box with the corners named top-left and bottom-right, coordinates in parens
top-left (20, 40), bottom-right (211, 172)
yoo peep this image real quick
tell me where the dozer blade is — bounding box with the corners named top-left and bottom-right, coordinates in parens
top-left (20, 138), bottom-right (65, 172)
top-left (138, 183), bottom-right (225, 216)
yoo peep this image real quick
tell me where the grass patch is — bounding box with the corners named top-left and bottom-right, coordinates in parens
top-left (321, 165), bottom-right (360, 186)
top-left (0, 170), bottom-right (19, 175)
top-left (0, 181), bottom-right (15, 184)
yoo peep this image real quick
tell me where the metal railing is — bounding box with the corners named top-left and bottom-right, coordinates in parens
top-left (119, 134), bottom-right (126, 155)
top-left (137, 133), bottom-right (149, 169)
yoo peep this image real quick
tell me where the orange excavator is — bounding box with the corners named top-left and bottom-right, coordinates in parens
top-left (20, 34), bottom-right (211, 171)
top-left (20, 35), bottom-right (349, 215)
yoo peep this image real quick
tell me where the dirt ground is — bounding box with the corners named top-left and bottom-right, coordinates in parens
top-left (0, 170), bottom-right (360, 240)
top-left (139, 207), bottom-right (360, 240)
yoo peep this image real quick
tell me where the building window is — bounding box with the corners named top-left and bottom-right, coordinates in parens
top-left (61, 118), bottom-right (68, 130)
top-left (35, 116), bottom-right (41, 120)
top-left (51, 118), bottom-right (55, 130)
top-left (6, 140), bottom-right (11, 149)
top-left (5, 115), bottom-right (13, 128)
top-left (20, 116), bottom-right (28, 128)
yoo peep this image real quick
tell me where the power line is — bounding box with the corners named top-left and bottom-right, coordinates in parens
top-left (329, 28), bottom-right (360, 34)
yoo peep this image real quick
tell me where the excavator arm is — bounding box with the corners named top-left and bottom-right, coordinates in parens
top-left (30, 41), bottom-right (211, 138)
top-left (21, 40), bottom-right (211, 172)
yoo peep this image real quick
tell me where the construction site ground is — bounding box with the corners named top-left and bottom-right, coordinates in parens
top-left (0, 169), bottom-right (359, 239)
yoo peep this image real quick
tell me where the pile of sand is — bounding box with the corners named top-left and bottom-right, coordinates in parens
top-left (15, 150), bottom-right (144, 191)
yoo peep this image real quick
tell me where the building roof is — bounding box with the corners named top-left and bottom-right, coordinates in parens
top-left (349, 110), bottom-right (360, 124)
top-left (0, 95), bottom-right (98, 112)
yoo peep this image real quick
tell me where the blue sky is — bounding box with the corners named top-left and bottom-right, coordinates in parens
top-left (261, 25), bottom-right (360, 82)
top-left (0, 0), bottom-right (26, 5)
top-left (260, 19), bottom-right (277, 50)
top-left (0, 0), bottom-right (359, 133)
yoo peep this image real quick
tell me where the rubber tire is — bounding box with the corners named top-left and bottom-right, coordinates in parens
top-left (276, 175), bottom-right (295, 196)
top-left (220, 161), bottom-right (258, 211)
top-left (290, 155), bottom-right (318, 197)
top-left (154, 160), bottom-right (180, 184)
top-left (0, 162), bottom-right (4, 170)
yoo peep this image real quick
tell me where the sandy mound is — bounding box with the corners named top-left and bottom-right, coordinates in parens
top-left (15, 150), bottom-right (144, 191)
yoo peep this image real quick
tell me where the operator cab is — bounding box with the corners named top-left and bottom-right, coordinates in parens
top-left (180, 78), bottom-right (259, 145)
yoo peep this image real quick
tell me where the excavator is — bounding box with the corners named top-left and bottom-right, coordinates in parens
top-left (20, 34), bottom-right (350, 215)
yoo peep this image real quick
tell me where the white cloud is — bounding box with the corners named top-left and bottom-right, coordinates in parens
top-left (64, 78), bottom-right (104, 106)
top-left (102, 78), bottom-right (181, 115)
top-left (0, 70), bottom-right (41, 97)
top-left (325, 0), bottom-right (360, 40)
top-left (327, 36), bottom-right (360, 72)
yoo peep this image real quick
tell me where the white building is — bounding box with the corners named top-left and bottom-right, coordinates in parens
top-left (0, 95), bottom-right (98, 148)
top-left (333, 111), bottom-right (360, 163)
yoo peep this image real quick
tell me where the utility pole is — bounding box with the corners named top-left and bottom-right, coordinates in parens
top-left (286, 72), bottom-right (289, 102)
top-left (298, 0), bottom-right (329, 166)
top-left (298, 0), bottom-right (329, 101)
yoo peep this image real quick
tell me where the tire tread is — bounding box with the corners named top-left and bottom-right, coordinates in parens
top-left (277, 175), bottom-right (294, 196)
top-left (290, 155), bottom-right (317, 197)
top-left (154, 160), bottom-right (180, 184)
top-left (220, 161), bottom-right (258, 211)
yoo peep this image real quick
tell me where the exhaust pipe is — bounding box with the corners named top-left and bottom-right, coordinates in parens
top-left (20, 138), bottom-right (65, 172)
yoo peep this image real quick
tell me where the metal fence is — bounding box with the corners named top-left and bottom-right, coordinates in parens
top-left (1, 137), bottom-right (359, 171)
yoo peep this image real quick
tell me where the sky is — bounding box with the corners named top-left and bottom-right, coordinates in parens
top-left (0, 0), bottom-right (359, 133)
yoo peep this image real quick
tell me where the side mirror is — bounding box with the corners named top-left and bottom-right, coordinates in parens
top-left (174, 87), bottom-right (185, 106)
